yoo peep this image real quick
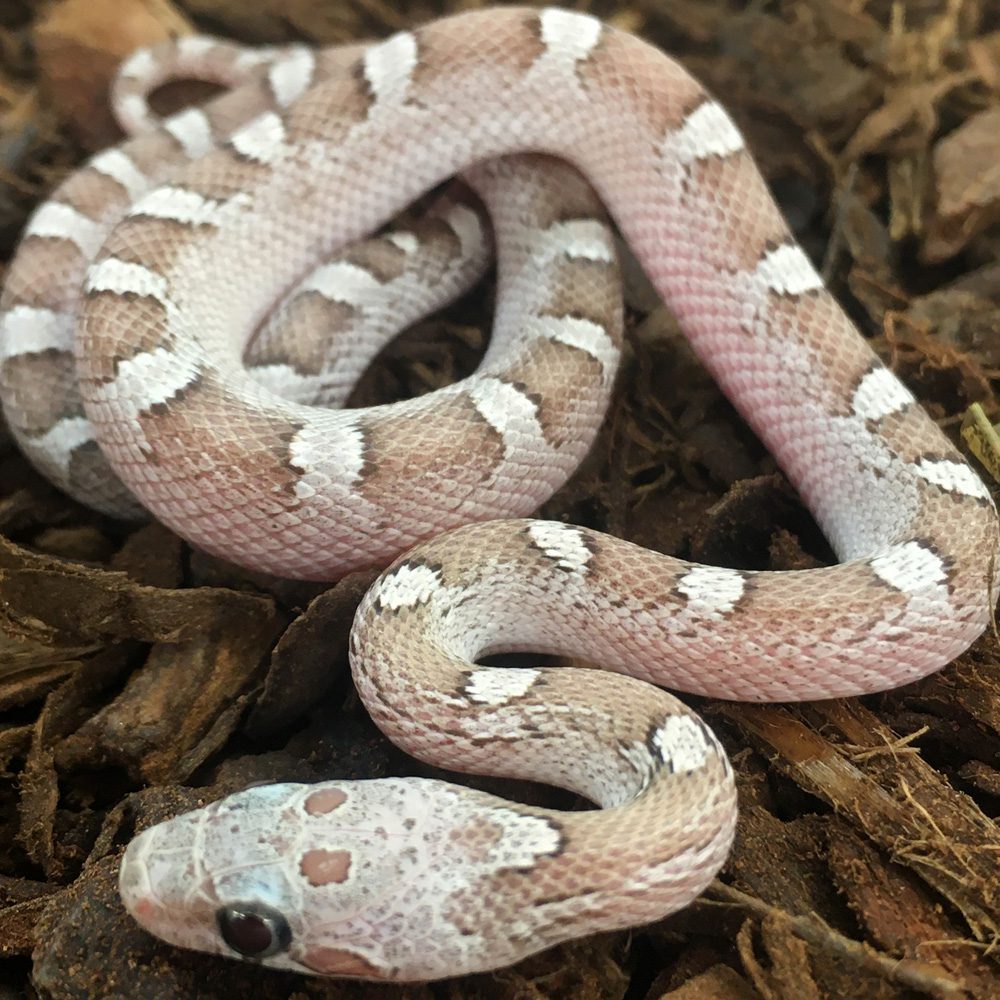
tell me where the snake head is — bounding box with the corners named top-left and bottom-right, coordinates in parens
top-left (119, 777), bottom-right (566, 980)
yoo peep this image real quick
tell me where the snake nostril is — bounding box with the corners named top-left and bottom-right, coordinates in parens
top-left (216, 902), bottom-right (292, 958)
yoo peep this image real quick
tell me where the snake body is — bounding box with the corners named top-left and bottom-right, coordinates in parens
top-left (1, 5), bottom-right (996, 983)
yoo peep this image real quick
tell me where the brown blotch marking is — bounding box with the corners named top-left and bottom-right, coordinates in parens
top-left (67, 438), bottom-right (121, 502)
top-left (300, 848), bottom-right (352, 886)
top-left (448, 817), bottom-right (504, 863)
top-left (88, 372), bottom-right (207, 472)
top-left (355, 393), bottom-right (505, 505)
top-left (496, 339), bottom-right (605, 450)
top-left (4, 237), bottom-right (88, 312)
top-left (1, 349), bottom-right (82, 434)
top-left (63, 170), bottom-right (138, 221)
top-left (246, 292), bottom-right (357, 376)
top-left (538, 255), bottom-right (622, 339)
top-left (745, 292), bottom-right (872, 413)
top-left (282, 66), bottom-right (374, 147)
top-left (302, 948), bottom-right (384, 978)
top-left (506, 156), bottom-right (608, 231)
top-left (170, 151), bottom-right (273, 202)
top-left (134, 371), bottom-right (308, 502)
top-left (80, 290), bottom-right (172, 383)
top-left (869, 404), bottom-right (965, 467)
top-left (343, 235), bottom-right (411, 283)
top-left (202, 75), bottom-right (273, 135)
top-left (99, 215), bottom-right (204, 275)
top-left (304, 787), bottom-right (348, 816)
top-left (416, 215), bottom-right (464, 267)
top-left (678, 154), bottom-right (790, 272)
top-left (310, 41), bottom-right (368, 85)
top-left (122, 129), bottom-right (192, 179)
top-left (586, 29), bottom-right (705, 140)
top-left (412, 11), bottom-right (543, 90)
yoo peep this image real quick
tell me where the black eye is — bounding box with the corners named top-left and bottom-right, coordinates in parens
top-left (216, 902), bottom-right (292, 959)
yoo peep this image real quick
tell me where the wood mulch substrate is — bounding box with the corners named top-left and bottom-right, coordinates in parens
top-left (2, 0), bottom-right (1000, 998)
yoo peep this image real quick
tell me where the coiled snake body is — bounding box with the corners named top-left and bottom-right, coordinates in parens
top-left (1, 5), bottom-right (996, 983)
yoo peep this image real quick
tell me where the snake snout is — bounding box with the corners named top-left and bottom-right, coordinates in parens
top-left (118, 834), bottom-right (155, 919)
top-left (118, 817), bottom-right (221, 954)
top-left (117, 788), bottom-right (308, 960)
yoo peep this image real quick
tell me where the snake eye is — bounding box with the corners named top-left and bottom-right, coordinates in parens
top-left (216, 902), bottom-right (292, 959)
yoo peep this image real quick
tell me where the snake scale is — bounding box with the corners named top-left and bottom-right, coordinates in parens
top-left (1, 4), bottom-right (997, 984)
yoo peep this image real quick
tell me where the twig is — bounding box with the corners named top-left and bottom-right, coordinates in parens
top-left (705, 882), bottom-right (966, 996)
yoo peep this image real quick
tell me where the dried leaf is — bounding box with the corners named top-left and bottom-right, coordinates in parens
top-left (926, 105), bottom-right (1000, 261)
